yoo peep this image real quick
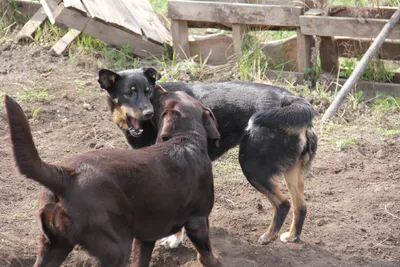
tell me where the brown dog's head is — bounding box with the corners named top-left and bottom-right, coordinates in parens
top-left (155, 90), bottom-right (220, 148)
top-left (98, 68), bottom-right (161, 137)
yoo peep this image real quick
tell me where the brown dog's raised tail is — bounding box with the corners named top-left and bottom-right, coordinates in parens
top-left (5, 96), bottom-right (71, 196)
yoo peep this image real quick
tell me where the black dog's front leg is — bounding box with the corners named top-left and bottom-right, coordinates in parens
top-left (122, 120), bottom-right (158, 149)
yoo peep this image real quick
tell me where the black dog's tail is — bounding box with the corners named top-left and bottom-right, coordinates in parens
top-left (5, 96), bottom-right (72, 196)
top-left (249, 94), bottom-right (315, 132)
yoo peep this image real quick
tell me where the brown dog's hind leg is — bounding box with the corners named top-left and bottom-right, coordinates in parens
top-left (34, 235), bottom-right (73, 267)
top-left (131, 239), bottom-right (155, 267)
top-left (185, 217), bottom-right (222, 267)
top-left (280, 160), bottom-right (306, 243)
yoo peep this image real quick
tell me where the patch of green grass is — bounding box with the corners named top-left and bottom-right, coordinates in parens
top-left (384, 129), bottom-right (400, 136)
top-left (340, 57), bottom-right (395, 83)
top-left (373, 93), bottom-right (400, 112)
top-left (75, 34), bottom-right (106, 51)
top-left (149, 0), bottom-right (168, 14)
top-left (237, 33), bottom-right (269, 81)
top-left (15, 88), bottom-right (49, 101)
top-left (329, 138), bottom-right (357, 150)
top-left (32, 106), bottom-right (44, 120)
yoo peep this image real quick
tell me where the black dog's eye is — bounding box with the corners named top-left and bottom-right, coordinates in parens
top-left (145, 87), bottom-right (151, 94)
top-left (124, 91), bottom-right (134, 98)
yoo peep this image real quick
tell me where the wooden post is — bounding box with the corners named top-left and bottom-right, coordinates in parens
top-left (232, 24), bottom-right (246, 57)
top-left (296, 28), bottom-right (312, 73)
top-left (320, 37), bottom-right (339, 75)
top-left (295, 1), bottom-right (315, 75)
top-left (322, 6), bottom-right (400, 122)
top-left (171, 19), bottom-right (190, 60)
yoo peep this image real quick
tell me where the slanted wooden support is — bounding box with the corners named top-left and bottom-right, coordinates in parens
top-left (39, 0), bottom-right (62, 24)
top-left (171, 19), bottom-right (190, 60)
top-left (50, 28), bottom-right (81, 55)
top-left (322, 6), bottom-right (400, 122)
top-left (232, 24), bottom-right (246, 57)
top-left (14, 7), bottom-right (48, 43)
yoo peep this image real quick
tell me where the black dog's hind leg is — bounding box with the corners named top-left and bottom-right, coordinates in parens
top-left (185, 217), bottom-right (222, 267)
top-left (280, 160), bottom-right (306, 243)
top-left (239, 128), bottom-right (304, 245)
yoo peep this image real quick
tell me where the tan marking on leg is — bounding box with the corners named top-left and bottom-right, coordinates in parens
top-left (281, 160), bottom-right (306, 242)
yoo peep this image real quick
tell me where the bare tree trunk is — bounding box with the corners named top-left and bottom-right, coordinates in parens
top-left (321, 7), bottom-right (400, 123)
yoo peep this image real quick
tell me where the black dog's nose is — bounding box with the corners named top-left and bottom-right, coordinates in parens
top-left (143, 110), bottom-right (154, 119)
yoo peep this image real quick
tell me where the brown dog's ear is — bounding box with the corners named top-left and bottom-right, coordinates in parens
top-left (203, 109), bottom-right (220, 147)
top-left (159, 109), bottom-right (180, 141)
top-left (98, 69), bottom-right (120, 92)
top-left (155, 83), bottom-right (168, 94)
top-left (143, 67), bottom-right (161, 85)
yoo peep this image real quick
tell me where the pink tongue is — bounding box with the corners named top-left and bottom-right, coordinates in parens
top-left (130, 117), bottom-right (140, 129)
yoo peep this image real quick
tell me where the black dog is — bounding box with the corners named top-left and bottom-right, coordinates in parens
top-left (98, 68), bottom-right (318, 246)
top-left (5, 88), bottom-right (222, 267)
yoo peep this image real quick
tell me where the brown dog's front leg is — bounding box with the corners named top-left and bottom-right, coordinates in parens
top-left (131, 239), bottom-right (156, 267)
top-left (185, 217), bottom-right (222, 267)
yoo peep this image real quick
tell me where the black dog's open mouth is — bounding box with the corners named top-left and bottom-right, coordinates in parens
top-left (126, 116), bottom-right (143, 137)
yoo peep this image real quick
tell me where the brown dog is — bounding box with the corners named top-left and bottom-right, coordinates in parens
top-left (5, 87), bottom-right (222, 267)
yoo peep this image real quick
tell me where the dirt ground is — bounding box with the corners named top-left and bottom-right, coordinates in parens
top-left (0, 43), bottom-right (399, 267)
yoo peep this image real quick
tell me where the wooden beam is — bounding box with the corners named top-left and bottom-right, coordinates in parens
top-left (53, 3), bottom-right (165, 58)
top-left (296, 28), bottom-right (312, 73)
top-left (168, 0), bottom-right (302, 27)
top-left (50, 28), bottom-right (81, 55)
top-left (39, 0), bottom-right (61, 24)
top-left (13, 7), bottom-right (48, 43)
top-left (171, 19), bottom-right (190, 60)
top-left (300, 15), bottom-right (400, 39)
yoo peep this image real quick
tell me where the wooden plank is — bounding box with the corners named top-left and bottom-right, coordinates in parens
top-left (168, 1), bottom-right (303, 27)
top-left (53, 2), bottom-right (89, 31)
top-left (300, 16), bottom-right (400, 39)
top-left (337, 79), bottom-right (400, 99)
top-left (329, 6), bottom-right (397, 19)
top-left (53, 3), bottom-right (164, 58)
top-left (119, 0), bottom-right (171, 45)
top-left (296, 28), bottom-right (312, 73)
top-left (39, 0), bottom-right (61, 24)
top-left (82, 0), bottom-right (142, 35)
top-left (337, 38), bottom-right (400, 61)
top-left (63, 0), bottom-right (87, 13)
top-left (171, 19), bottom-right (190, 60)
top-left (50, 29), bottom-right (81, 55)
top-left (14, 7), bottom-right (48, 43)
top-left (232, 24), bottom-right (246, 56)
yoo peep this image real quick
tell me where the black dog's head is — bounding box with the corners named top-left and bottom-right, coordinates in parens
top-left (98, 67), bottom-right (161, 137)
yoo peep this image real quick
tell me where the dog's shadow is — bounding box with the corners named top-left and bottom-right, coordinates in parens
top-left (4, 227), bottom-right (399, 267)
top-left (150, 227), bottom-right (400, 267)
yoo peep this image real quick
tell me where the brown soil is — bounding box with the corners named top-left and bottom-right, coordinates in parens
top-left (0, 43), bottom-right (399, 267)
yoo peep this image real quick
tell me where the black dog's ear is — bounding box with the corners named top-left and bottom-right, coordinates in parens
top-left (203, 109), bottom-right (220, 147)
top-left (143, 67), bottom-right (161, 85)
top-left (98, 69), bottom-right (120, 92)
